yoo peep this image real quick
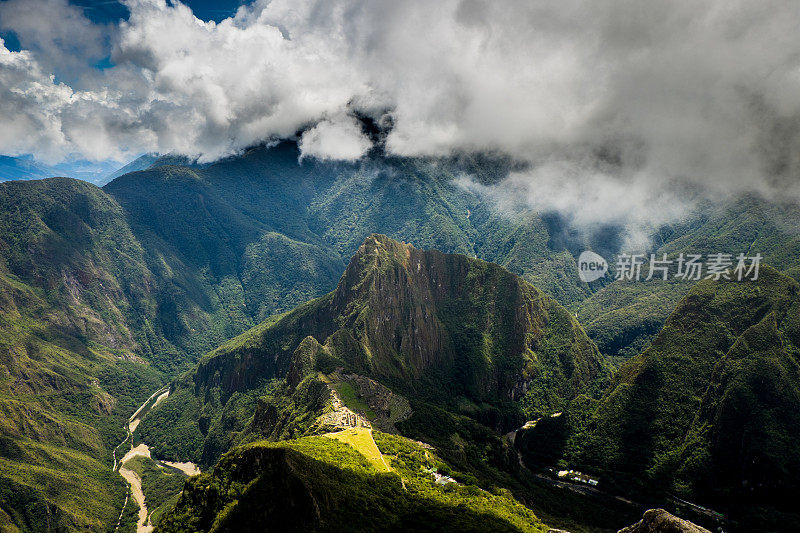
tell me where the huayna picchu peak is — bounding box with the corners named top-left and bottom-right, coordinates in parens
top-left (139, 235), bottom-right (609, 468)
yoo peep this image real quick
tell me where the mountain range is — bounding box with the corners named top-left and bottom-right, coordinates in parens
top-left (0, 155), bottom-right (122, 186)
top-left (1, 142), bottom-right (800, 532)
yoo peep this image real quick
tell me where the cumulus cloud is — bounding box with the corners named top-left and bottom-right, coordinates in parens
top-left (0, 43), bottom-right (72, 162)
top-left (299, 115), bottom-right (371, 161)
top-left (0, 0), bottom-right (800, 224)
top-left (0, 0), bottom-right (108, 84)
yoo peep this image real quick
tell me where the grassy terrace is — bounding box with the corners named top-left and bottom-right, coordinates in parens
top-left (324, 428), bottom-right (390, 472)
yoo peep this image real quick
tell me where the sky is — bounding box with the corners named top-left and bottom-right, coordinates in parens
top-left (0, 1), bottom-right (249, 54)
top-left (1, 0), bottom-right (799, 233)
top-left (69, 1), bottom-right (247, 25)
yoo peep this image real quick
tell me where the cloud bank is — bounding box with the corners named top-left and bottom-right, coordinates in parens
top-left (1, 0), bottom-right (800, 225)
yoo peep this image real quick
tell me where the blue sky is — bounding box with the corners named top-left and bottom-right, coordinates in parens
top-left (1, 1), bottom-right (252, 53)
top-left (73, 0), bottom-right (250, 24)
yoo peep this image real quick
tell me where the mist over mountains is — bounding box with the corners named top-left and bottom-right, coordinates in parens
top-left (3, 0), bottom-right (800, 233)
top-left (2, 2), bottom-right (800, 532)
top-left (0, 140), bottom-right (799, 531)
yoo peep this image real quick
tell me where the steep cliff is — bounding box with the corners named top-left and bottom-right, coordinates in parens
top-left (142, 235), bottom-right (609, 465)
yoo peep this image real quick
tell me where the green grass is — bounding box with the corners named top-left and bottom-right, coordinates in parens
top-left (324, 428), bottom-right (389, 472)
top-left (332, 383), bottom-right (377, 420)
top-left (156, 433), bottom-right (548, 532)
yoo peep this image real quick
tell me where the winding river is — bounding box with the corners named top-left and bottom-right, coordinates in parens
top-left (113, 387), bottom-right (199, 533)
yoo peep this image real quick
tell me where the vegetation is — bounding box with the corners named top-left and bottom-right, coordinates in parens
top-left (578, 196), bottom-right (800, 364)
top-left (523, 266), bottom-right (800, 529)
top-left (155, 433), bottom-right (548, 532)
top-left (117, 490), bottom-right (140, 533)
top-left (5, 143), bottom-right (800, 531)
top-left (125, 455), bottom-right (188, 524)
top-left (325, 428), bottom-right (389, 472)
top-left (0, 241), bottom-right (163, 530)
top-left (136, 389), bottom-right (205, 463)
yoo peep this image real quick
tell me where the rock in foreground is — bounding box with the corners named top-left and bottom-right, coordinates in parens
top-left (618, 509), bottom-right (710, 533)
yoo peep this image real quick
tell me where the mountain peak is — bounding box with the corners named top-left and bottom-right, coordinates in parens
top-left (333, 233), bottom-right (418, 306)
top-left (190, 235), bottom-right (607, 432)
top-left (351, 233), bottom-right (412, 269)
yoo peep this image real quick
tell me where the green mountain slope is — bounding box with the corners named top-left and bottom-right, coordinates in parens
top-left (522, 266), bottom-right (800, 529)
top-left (577, 196), bottom-right (800, 363)
top-left (104, 143), bottom-right (602, 326)
top-left (103, 154), bottom-right (160, 184)
top-left (156, 432), bottom-right (547, 533)
top-left (0, 270), bottom-right (160, 531)
top-left (106, 143), bottom-right (800, 375)
top-left (0, 191), bottom-right (162, 529)
top-left (0, 178), bottom-right (235, 531)
top-left (141, 235), bottom-right (608, 468)
top-left (673, 309), bottom-right (800, 530)
top-left (103, 145), bottom-right (346, 324)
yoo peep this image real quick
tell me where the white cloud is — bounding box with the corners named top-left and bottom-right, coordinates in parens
top-left (299, 115), bottom-right (371, 161)
top-left (0, 0), bottom-right (107, 85)
top-left (0, 0), bottom-right (799, 223)
top-left (0, 42), bottom-right (72, 162)
top-left (457, 162), bottom-right (701, 251)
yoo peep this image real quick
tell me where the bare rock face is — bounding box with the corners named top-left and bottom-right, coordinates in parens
top-left (618, 509), bottom-right (710, 533)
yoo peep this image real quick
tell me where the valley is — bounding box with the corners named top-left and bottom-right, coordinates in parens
top-left (112, 386), bottom-right (200, 533)
top-left (1, 145), bottom-right (800, 532)
top-left (3, 2), bottom-right (799, 531)
top-left (113, 385), bottom-right (201, 533)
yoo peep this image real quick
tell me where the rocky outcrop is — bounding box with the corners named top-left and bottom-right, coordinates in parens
top-left (617, 509), bottom-right (710, 533)
top-left (287, 336), bottom-right (325, 389)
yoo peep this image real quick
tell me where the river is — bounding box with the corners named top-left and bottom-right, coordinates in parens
top-left (113, 387), bottom-right (200, 533)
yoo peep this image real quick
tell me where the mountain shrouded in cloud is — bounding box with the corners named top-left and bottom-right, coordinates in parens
top-left (2, 0), bottom-right (800, 226)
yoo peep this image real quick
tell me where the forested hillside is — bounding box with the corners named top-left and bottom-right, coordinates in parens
top-left (139, 235), bottom-right (608, 467)
top-left (520, 266), bottom-right (800, 530)
top-left (3, 143), bottom-right (800, 531)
